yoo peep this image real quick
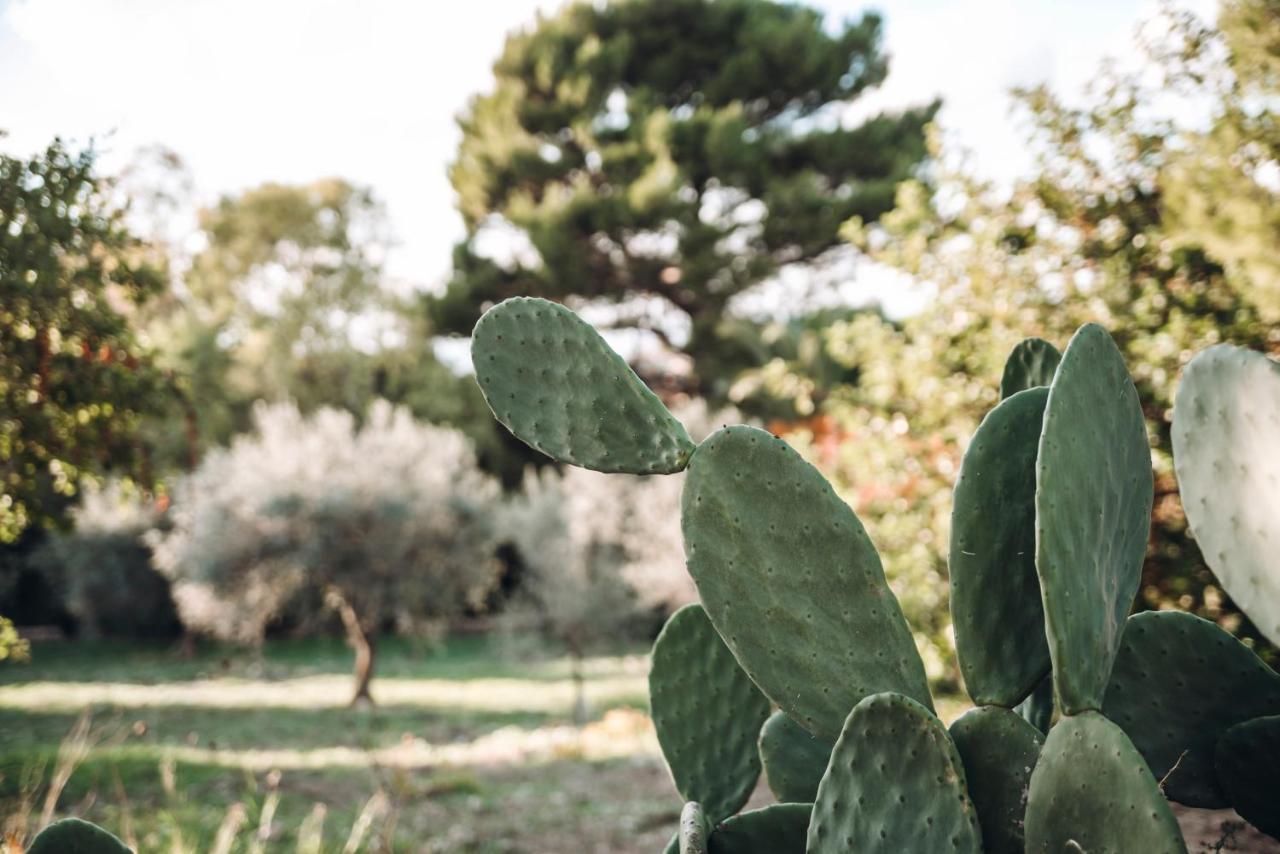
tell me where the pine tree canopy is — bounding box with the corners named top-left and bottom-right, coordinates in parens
top-left (433, 0), bottom-right (938, 389)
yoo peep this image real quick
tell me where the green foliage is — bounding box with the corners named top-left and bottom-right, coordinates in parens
top-left (27, 817), bottom-right (131, 854)
top-left (682, 424), bottom-right (931, 741)
top-left (1103, 610), bottom-right (1280, 807)
top-left (757, 711), bottom-right (830, 804)
top-left (472, 297), bottom-right (695, 473)
top-left (0, 139), bottom-right (169, 542)
top-left (1025, 712), bottom-right (1188, 853)
top-left (949, 706), bottom-right (1043, 854)
top-left (436, 0), bottom-right (935, 388)
top-left (649, 604), bottom-right (769, 822)
top-left (0, 614), bottom-right (27, 662)
top-left (808, 692), bottom-right (981, 854)
top-left (33, 480), bottom-right (179, 639)
top-left (949, 386), bottom-right (1050, 707)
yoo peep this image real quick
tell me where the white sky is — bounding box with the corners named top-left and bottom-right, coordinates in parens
top-left (0, 0), bottom-right (1215, 299)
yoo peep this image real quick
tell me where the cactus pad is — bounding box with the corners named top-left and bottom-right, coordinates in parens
top-left (1025, 710), bottom-right (1187, 854)
top-left (949, 705), bottom-right (1044, 854)
top-left (678, 801), bottom-right (711, 854)
top-left (708, 803), bottom-right (811, 854)
top-left (650, 604), bottom-right (771, 821)
top-left (807, 693), bottom-right (982, 854)
top-left (1035, 323), bottom-right (1152, 714)
top-left (28, 818), bottom-right (131, 854)
top-left (1173, 344), bottom-right (1280, 644)
top-left (1102, 610), bottom-right (1280, 807)
top-left (1215, 715), bottom-right (1280, 840)
top-left (682, 426), bottom-right (931, 741)
top-left (1000, 337), bottom-right (1062, 398)
top-left (1016, 674), bottom-right (1054, 734)
top-left (951, 386), bottom-right (1051, 706)
top-left (758, 711), bottom-right (832, 804)
top-left (471, 297), bottom-right (695, 474)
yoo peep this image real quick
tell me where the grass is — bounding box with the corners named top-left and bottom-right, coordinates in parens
top-left (0, 634), bottom-right (988, 852)
top-left (0, 635), bottom-right (671, 852)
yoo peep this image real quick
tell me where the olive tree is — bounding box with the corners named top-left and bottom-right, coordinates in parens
top-left (151, 401), bottom-right (501, 704)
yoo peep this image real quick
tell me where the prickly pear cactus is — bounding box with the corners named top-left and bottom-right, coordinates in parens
top-left (1103, 610), bottom-right (1280, 807)
top-left (1015, 675), bottom-right (1054, 734)
top-left (678, 801), bottom-right (711, 854)
top-left (682, 425), bottom-right (932, 741)
top-left (807, 693), bottom-right (982, 854)
top-left (1035, 323), bottom-right (1152, 714)
top-left (999, 337), bottom-right (1061, 398)
top-left (949, 706), bottom-right (1043, 854)
top-left (1172, 343), bottom-right (1280, 644)
top-left (1215, 715), bottom-right (1280, 840)
top-left (28, 818), bottom-right (131, 854)
top-left (650, 604), bottom-right (771, 821)
top-left (709, 803), bottom-right (811, 854)
top-left (1025, 711), bottom-right (1187, 854)
top-left (471, 297), bottom-right (695, 474)
top-left (950, 386), bottom-right (1051, 707)
top-left (758, 710), bottom-right (831, 804)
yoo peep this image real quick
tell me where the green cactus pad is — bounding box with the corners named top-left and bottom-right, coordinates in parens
top-left (1216, 715), bottom-right (1280, 840)
top-left (807, 693), bottom-right (982, 854)
top-left (1000, 337), bottom-right (1062, 398)
top-left (1173, 344), bottom-right (1280, 644)
top-left (650, 604), bottom-right (771, 821)
top-left (682, 426), bottom-right (932, 741)
top-left (471, 297), bottom-right (695, 474)
top-left (708, 803), bottom-right (811, 854)
top-left (1035, 323), bottom-right (1153, 715)
top-left (28, 818), bottom-right (132, 853)
top-left (1016, 674), bottom-right (1054, 734)
top-left (1025, 711), bottom-right (1187, 854)
top-left (758, 710), bottom-right (832, 804)
top-left (949, 705), bottom-right (1044, 854)
top-left (1102, 610), bottom-right (1280, 807)
top-left (951, 386), bottom-right (1051, 707)
top-left (679, 801), bottom-right (712, 854)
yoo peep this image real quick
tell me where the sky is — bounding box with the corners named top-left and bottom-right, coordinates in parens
top-left (0, 0), bottom-right (1215, 302)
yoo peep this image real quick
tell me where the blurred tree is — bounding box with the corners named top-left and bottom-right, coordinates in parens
top-left (150, 401), bottom-right (500, 705)
top-left (33, 480), bottom-right (179, 640)
top-left (0, 138), bottom-right (168, 544)
top-left (740, 0), bottom-right (1280, 684)
top-left (433, 0), bottom-right (937, 394)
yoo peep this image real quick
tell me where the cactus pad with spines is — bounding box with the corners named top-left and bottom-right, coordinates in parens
top-left (708, 803), bottom-right (811, 854)
top-left (807, 692), bottom-right (982, 854)
top-left (1000, 337), bottom-right (1061, 398)
top-left (28, 818), bottom-right (132, 854)
top-left (1102, 610), bottom-right (1280, 807)
top-left (758, 710), bottom-right (831, 804)
top-left (471, 297), bottom-right (695, 474)
top-left (1215, 715), bottom-right (1280, 840)
top-left (1035, 323), bottom-right (1153, 714)
top-left (682, 426), bottom-right (931, 741)
top-left (1025, 711), bottom-right (1187, 854)
top-left (950, 386), bottom-right (1051, 707)
top-left (949, 706), bottom-right (1044, 854)
top-left (650, 604), bottom-right (771, 821)
top-left (1173, 343), bottom-right (1280, 644)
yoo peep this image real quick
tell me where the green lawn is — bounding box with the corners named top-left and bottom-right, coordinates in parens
top-left (0, 635), bottom-right (676, 853)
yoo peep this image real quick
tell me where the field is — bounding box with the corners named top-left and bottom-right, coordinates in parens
top-left (0, 637), bottom-right (1273, 853)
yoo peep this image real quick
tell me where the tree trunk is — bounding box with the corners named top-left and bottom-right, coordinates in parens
top-left (569, 645), bottom-right (588, 725)
top-left (329, 588), bottom-right (376, 708)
